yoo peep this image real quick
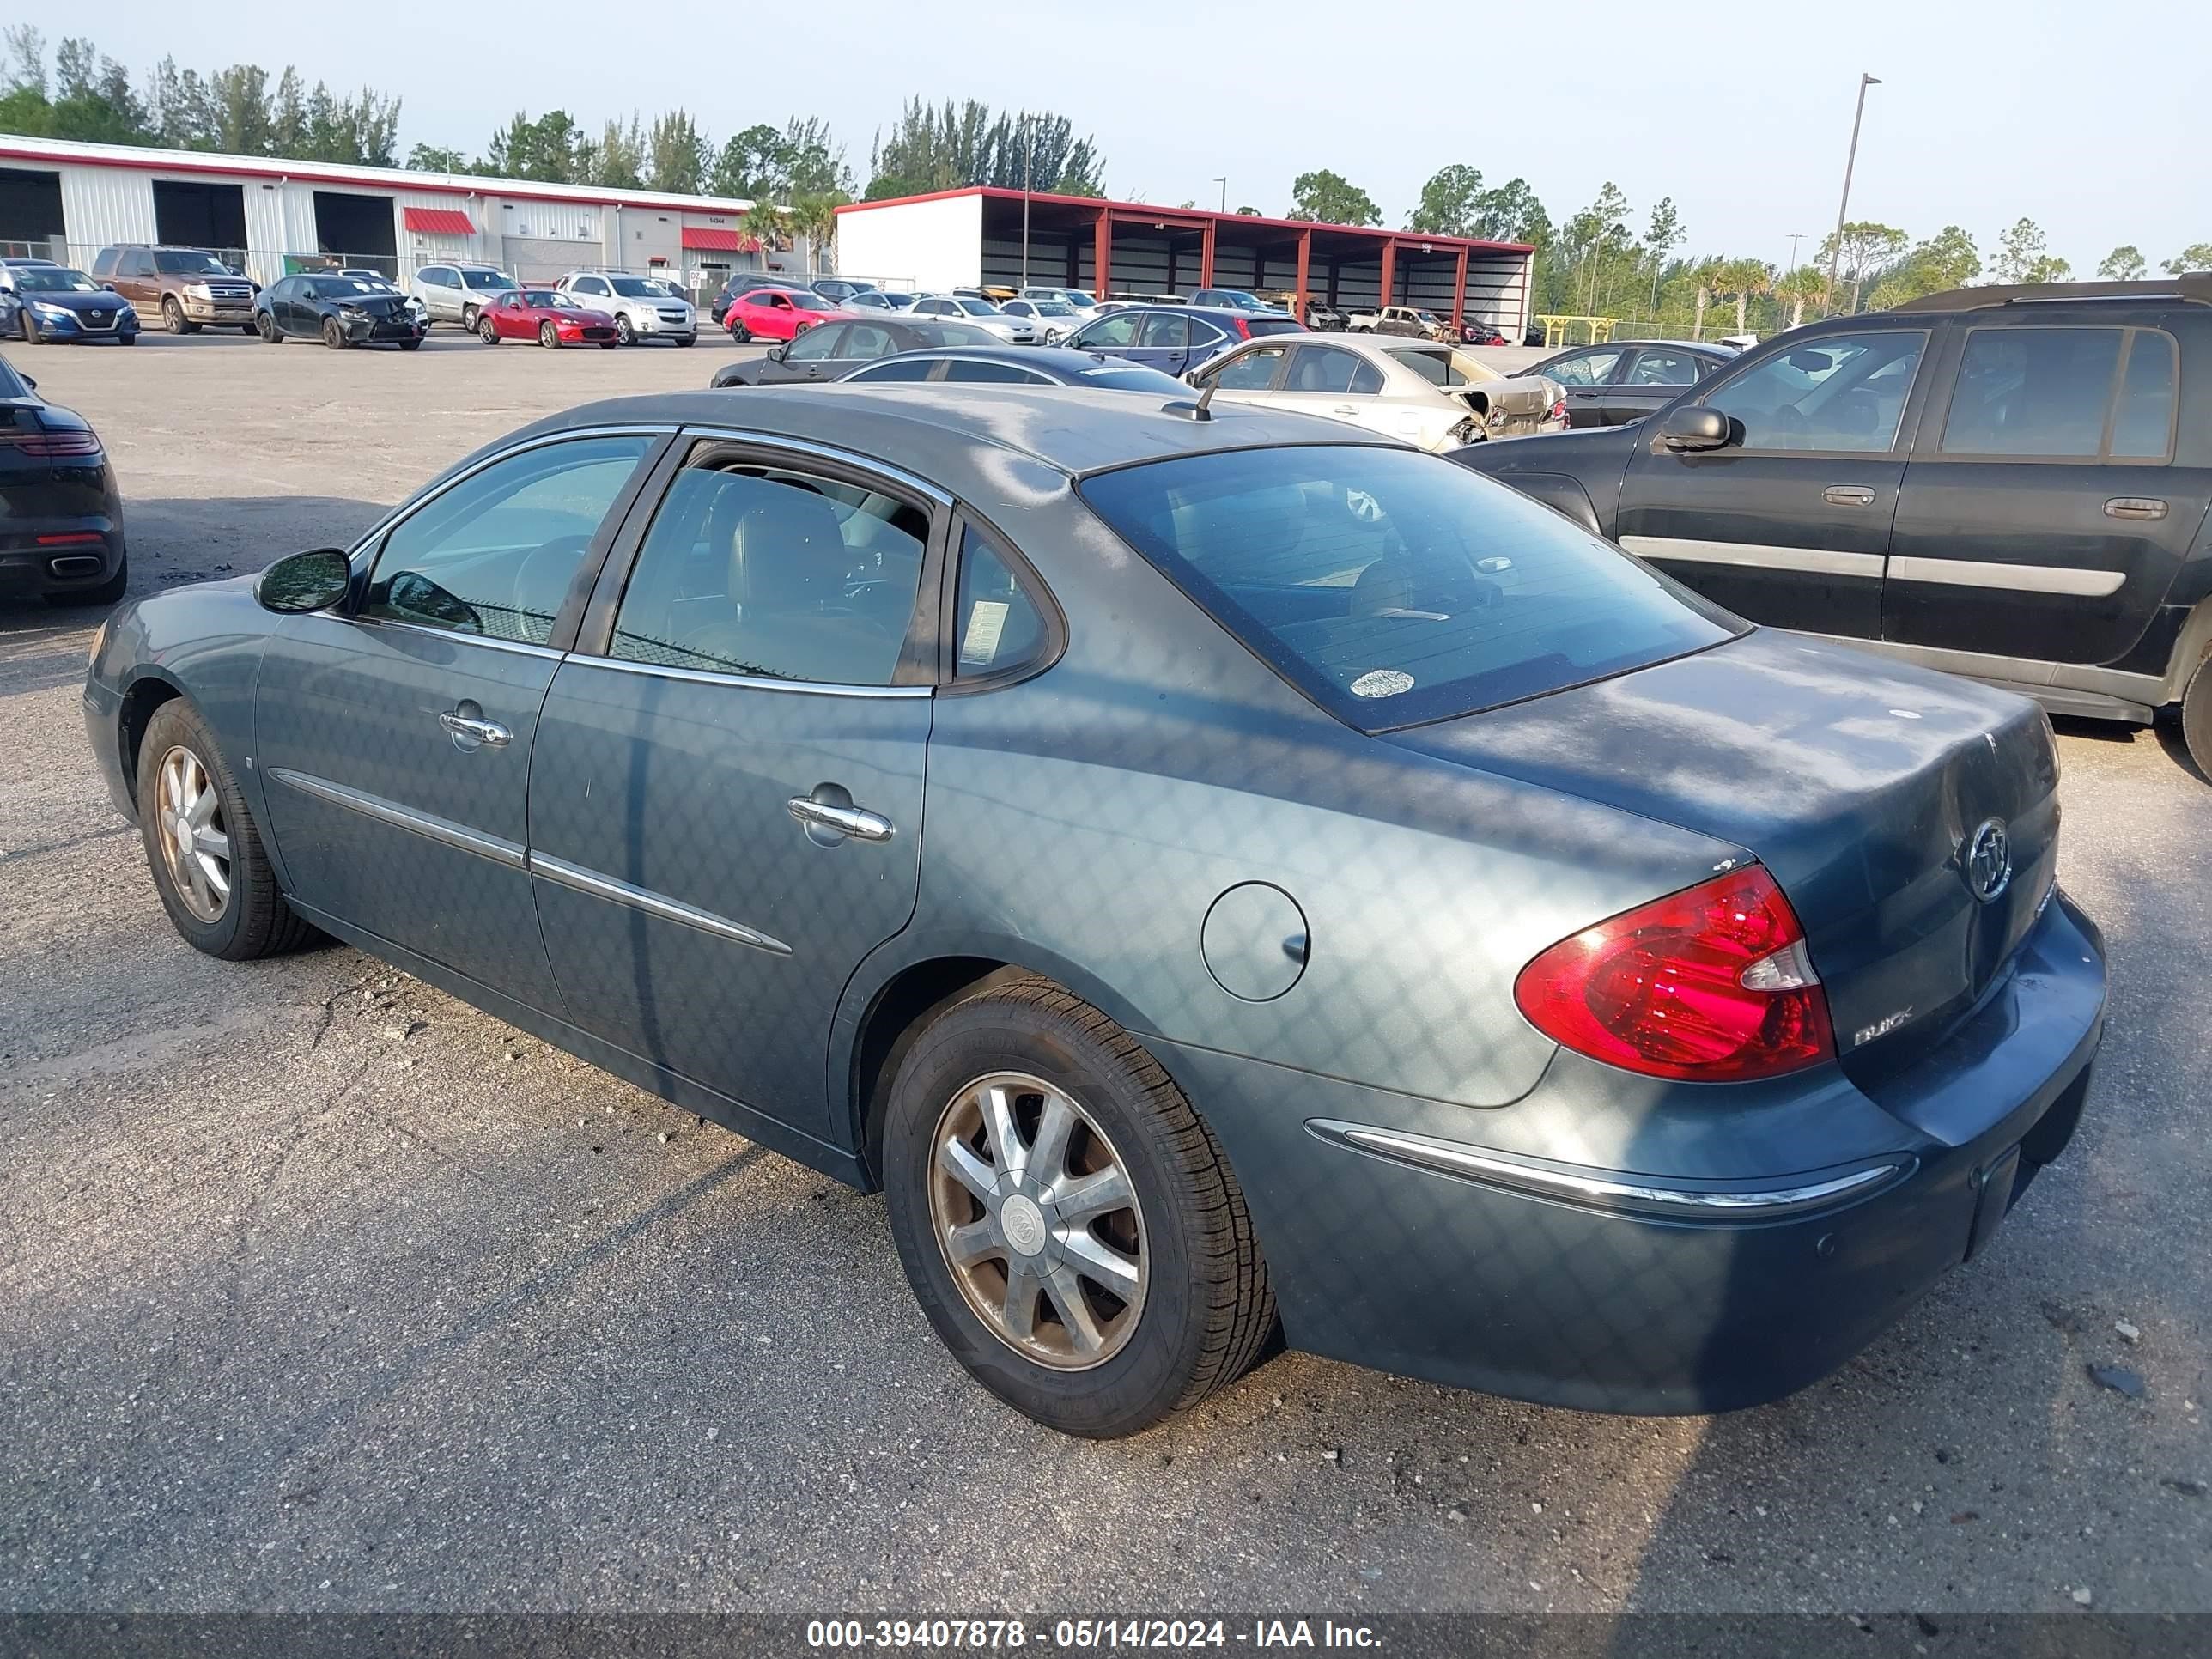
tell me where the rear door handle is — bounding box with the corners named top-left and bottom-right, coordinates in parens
top-left (1823, 485), bottom-right (1877, 507)
top-left (1333, 404), bottom-right (1359, 416)
top-left (2105, 496), bottom-right (2168, 521)
top-left (787, 796), bottom-right (894, 843)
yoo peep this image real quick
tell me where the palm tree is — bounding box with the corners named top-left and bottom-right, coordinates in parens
top-left (1687, 258), bottom-right (1723, 342)
top-left (1711, 258), bottom-right (1774, 336)
top-left (1771, 266), bottom-right (1830, 329)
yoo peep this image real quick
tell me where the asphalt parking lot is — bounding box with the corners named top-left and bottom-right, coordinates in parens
top-left (2, 330), bottom-right (2208, 1618)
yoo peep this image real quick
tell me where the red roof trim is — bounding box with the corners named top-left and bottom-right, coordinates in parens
top-left (681, 226), bottom-right (757, 252)
top-left (402, 206), bottom-right (475, 234)
top-left (0, 142), bottom-right (743, 216)
top-left (835, 185), bottom-right (1534, 255)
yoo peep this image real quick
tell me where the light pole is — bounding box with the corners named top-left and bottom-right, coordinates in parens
top-left (1212, 176), bottom-right (1226, 213)
top-left (1824, 73), bottom-right (1881, 316)
top-left (1786, 232), bottom-right (1804, 274)
top-left (1021, 125), bottom-right (1034, 289)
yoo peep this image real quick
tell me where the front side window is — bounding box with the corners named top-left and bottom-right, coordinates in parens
top-left (1079, 445), bottom-right (1739, 732)
top-left (843, 324), bottom-right (895, 357)
top-left (608, 463), bottom-right (928, 686)
top-left (119, 251), bottom-right (154, 277)
top-left (954, 527), bottom-right (1049, 678)
top-left (1075, 313), bottom-right (1140, 348)
top-left (1701, 331), bottom-right (1926, 453)
top-left (1939, 326), bottom-right (2172, 460)
top-left (609, 276), bottom-right (663, 298)
top-left (362, 435), bottom-right (652, 644)
top-left (1541, 349), bottom-right (1622, 387)
top-left (1201, 345), bottom-right (1286, 390)
top-left (915, 298), bottom-right (953, 316)
top-left (784, 324), bottom-right (847, 361)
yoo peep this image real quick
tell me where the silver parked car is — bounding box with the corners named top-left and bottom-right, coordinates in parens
top-left (1191, 331), bottom-right (1566, 451)
top-left (556, 271), bottom-right (699, 347)
top-left (410, 263), bottom-right (518, 330)
top-left (997, 297), bottom-right (1086, 344)
top-left (908, 294), bottom-right (1038, 345)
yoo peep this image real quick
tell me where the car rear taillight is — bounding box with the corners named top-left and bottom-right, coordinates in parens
top-left (6, 430), bottom-right (102, 459)
top-left (1514, 865), bottom-right (1834, 1081)
top-left (1231, 316), bottom-right (1251, 338)
top-left (1550, 399), bottom-right (1567, 423)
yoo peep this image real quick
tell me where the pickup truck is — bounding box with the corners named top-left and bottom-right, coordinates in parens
top-left (1346, 304), bottom-right (1445, 340)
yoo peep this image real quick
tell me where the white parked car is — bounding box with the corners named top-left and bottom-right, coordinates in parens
top-left (556, 270), bottom-right (698, 346)
top-left (997, 297), bottom-right (1087, 343)
top-left (410, 263), bottom-right (518, 329)
top-left (1188, 331), bottom-right (1567, 451)
top-left (907, 294), bottom-right (1039, 344)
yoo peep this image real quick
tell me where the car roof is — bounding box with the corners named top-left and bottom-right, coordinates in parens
top-left (865, 345), bottom-right (1154, 377)
top-left (515, 385), bottom-right (1383, 485)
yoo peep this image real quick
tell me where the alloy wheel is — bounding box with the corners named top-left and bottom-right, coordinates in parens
top-left (616, 315), bottom-right (634, 346)
top-left (163, 296), bottom-right (185, 332)
top-left (540, 321), bottom-right (558, 349)
top-left (155, 745), bottom-right (231, 923)
top-left (927, 1071), bottom-right (1147, 1370)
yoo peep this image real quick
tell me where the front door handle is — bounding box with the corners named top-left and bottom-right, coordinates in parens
top-left (1823, 485), bottom-right (1877, 507)
top-left (2105, 496), bottom-right (2169, 521)
top-left (439, 708), bottom-right (512, 750)
top-left (787, 795), bottom-right (895, 843)
top-left (1333, 404), bottom-right (1359, 416)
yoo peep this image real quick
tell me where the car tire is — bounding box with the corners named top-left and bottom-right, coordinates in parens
top-left (615, 315), bottom-right (635, 346)
top-left (322, 317), bottom-right (345, 349)
top-left (539, 320), bottom-right (559, 349)
top-left (398, 337), bottom-right (422, 351)
top-left (2182, 651), bottom-right (2212, 783)
top-left (461, 304), bottom-right (480, 331)
top-left (135, 699), bottom-right (317, 962)
top-left (239, 322), bottom-right (257, 335)
top-left (162, 296), bottom-right (198, 335)
top-left (728, 319), bottom-right (751, 343)
top-left (117, 333), bottom-right (137, 345)
top-left (478, 317), bottom-right (499, 345)
top-left (882, 974), bottom-right (1276, 1438)
top-left (678, 332), bottom-right (696, 347)
top-left (45, 550), bottom-right (127, 607)
top-left (257, 312), bottom-right (282, 343)
top-left (15, 310), bottom-right (30, 342)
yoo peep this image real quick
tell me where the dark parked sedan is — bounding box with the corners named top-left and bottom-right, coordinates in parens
top-left (1527, 338), bottom-right (1735, 426)
top-left (8, 264), bottom-right (141, 344)
top-left (708, 318), bottom-right (1000, 386)
top-left (836, 345), bottom-right (1192, 392)
top-left (255, 274), bottom-right (428, 349)
top-left (86, 386), bottom-right (2103, 1437)
top-left (2, 351), bottom-right (127, 605)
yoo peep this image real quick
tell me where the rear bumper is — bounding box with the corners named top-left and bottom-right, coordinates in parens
top-left (0, 500), bottom-right (125, 597)
top-left (1155, 891), bottom-right (2106, 1414)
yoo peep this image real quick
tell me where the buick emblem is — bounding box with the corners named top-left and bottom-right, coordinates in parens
top-left (1965, 818), bottom-right (2012, 904)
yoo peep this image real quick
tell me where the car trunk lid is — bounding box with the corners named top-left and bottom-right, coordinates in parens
top-left (1383, 629), bottom-right (2060, 1081)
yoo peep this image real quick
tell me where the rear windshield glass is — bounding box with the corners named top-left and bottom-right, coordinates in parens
top-left (1079, 446), bottom-right (1741, 730)
top-left (463, 270), bottom-right (514, 289)
top-left (1246, 317), bottom-right (1304, 337)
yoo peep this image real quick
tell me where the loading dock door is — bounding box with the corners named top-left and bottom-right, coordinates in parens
top-left (153, 179), bottom-right (249, 258)
top-left (312, 191), bottom-right (398, 276)
top-left (0, 167), bottom-right (66, 257)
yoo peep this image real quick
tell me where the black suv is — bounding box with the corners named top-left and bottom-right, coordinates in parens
top-left (1454, 277), bottom-right (2212, 778)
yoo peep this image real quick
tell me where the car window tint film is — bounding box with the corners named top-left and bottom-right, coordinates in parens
top-left (362, 435), bottom-right (652, 644)
top-left (1704, 331), bottom-right (1925, 452)
top-left (2109, 331), bottom-right (2178, 460)
top-left (953, 527), bottom-right (1048, 678)
top-left (1940, 328), bottom-right (2123, 458)
top-left (608, 465), bottom-right (927, 686)
top-left (1206, 347), bottom-right (1285, 390)
top-left (1080, 446), bottom-right (1738, 732)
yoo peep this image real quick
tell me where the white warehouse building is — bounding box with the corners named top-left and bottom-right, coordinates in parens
top-left (0, 134), bottom-right (803, 294)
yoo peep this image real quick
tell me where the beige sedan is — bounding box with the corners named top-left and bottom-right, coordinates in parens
top-left (1188, 332), bottom-right (1565, 451)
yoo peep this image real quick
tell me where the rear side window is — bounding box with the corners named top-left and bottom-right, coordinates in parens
top-left (944, 359), bottom-right (1049, 384)
top-left (1079, 446), bottom-right (1740, 732)
top-left (846, 358), bottom-right (936, 383)
top-left (1940, 328), bottom-right (2125, 458)
top-left (1287, 346), bottom-right (1382, 395)
top-left (2112, 331), bottom-right (2179, 458)
top-left (953, 527), bottom-right (1049, 679)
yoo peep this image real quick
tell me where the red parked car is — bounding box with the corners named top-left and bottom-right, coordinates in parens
top-left (721, 287), bottom-right (853, 343)
top-left (476, 289), bottom-right (620, 349)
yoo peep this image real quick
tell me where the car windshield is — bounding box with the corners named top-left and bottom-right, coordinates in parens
top-left (303, 276), bottom-right (385, 296)
top-left (908, 324), bottom-right (996, 348)
top-left (17, 267), bottom-right (100, 293)
top-left (956, 299), bottom-right (1000, 315)
top-left (880, 293), bottom-right (917, 307)
top-left (154, 250), bottom-right (230, 275)
top-left (463, 270), bottom-right (515, 290)
top-left (609, 276), bottom-right (666, 297)
top-left (1386, 347), bottom-right (1495, 388)
top-left (1079, 446), bottom-right (1741, 731)
top-left (520, 290), bottom-right (569, 307)
top-left (790, 292), bottom-right (836, 311)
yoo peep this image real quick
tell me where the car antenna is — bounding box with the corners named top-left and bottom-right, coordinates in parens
top-left (1162, 380), bottom-right (1218, 422)
top-left (1194, 379), bottom-right (1219, 419)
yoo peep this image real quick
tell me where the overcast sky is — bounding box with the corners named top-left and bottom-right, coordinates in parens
top-left (74, 0), bottom-right (2208, 270)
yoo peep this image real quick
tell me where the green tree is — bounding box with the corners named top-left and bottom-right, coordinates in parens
top-left (1642, 196), bottom-right (1682, 313)
top-left (591, 116), bottom-right (645, 189)
top-left (1407, 164), bottom-right (1485, 237)
top-left (647, 109), bottom-right (707, 195)
top-left (1991, 217), bottom-right (2071, 283)
top-left (405, 143), bottom-right (469, 173)
top-left (2098, 246), bottom-right (2147, 281)
top-left (483, 109), bottom-right (584, 182)
top-left (1771, 266), bottom-right (1831, 329)
top-left (713, 123), bottom-right (787, 200)
top-left (863, 99), bottom-right (1098, 200)
top-left (1287, 169), bottom-right (1381, 228)
top-left (2162, 244), bottom-right (2212, 274)
top-left (1235, 205), bottom-right (1261, 216)
top-left (1816, 221), bottom-right (1908, 313)
top-left (1865, 224), bottom-right (1980, 309)
top-left (1711, 257), bottom-right (1774, 334)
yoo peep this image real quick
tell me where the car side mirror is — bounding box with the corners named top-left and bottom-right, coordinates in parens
top-left (1656, 406), bottom-right (1735, 453)
top-left (257, 548), bottom-right (354, 614)
top-left (101, 282), bottom-right (118, 292)
top-left (766, 344), bottom-right (787, 362)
